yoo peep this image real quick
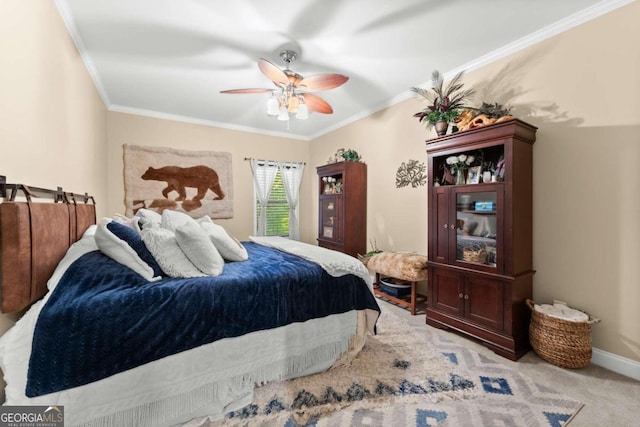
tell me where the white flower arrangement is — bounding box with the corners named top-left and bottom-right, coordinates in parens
top-left (446, 154), bottom-right (475, 173)
top-left (322, 176), bottom-right (338, 193)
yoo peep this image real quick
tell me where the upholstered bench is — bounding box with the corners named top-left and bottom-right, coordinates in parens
top-left (367, 252), bottom-right (428, 315)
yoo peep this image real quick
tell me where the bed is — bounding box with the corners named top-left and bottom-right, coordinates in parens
top-left (0, 176), bottom-right (380, 427)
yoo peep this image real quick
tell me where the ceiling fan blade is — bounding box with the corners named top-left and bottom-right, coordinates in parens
top-left (298, 74), bottom-right (349, 91)
top-left (258, 58), bottom-right (289, 86)
top-left (220, 88), bottom-right (274, 94)
top-left (303, 93), bottom-right (333, 114)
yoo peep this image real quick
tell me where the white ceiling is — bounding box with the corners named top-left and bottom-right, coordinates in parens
top-left (56, 0), bottom-right (620, 140)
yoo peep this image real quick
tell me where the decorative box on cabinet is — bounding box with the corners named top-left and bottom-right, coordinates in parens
top-left (425, 119), bottom-right (536, 361)
top-left (317, 161), bottom-right (366, 257)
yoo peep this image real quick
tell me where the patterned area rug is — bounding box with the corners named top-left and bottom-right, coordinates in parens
top-left (197, 307), bottom-right (583, 427)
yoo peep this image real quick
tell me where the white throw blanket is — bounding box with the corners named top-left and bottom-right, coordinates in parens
top-left (249, 236), bottom-right (373, 289)
top-left (534, 301), bottom-right (589, 322)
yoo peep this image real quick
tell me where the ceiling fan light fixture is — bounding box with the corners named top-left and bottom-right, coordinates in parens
top-left (277, 105), bottom-right (289, 121)
top-left (296, 101), bottom-right (308, 120)
top-left (266, 95), bottom-right (280, 116)
top-left (287, 95), bottom-right (299, 113)
top-left (222, 49), bottom-right (348, 124)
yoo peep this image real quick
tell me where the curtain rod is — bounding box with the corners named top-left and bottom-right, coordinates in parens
top-left (244, 157), bottom-right (306, 165)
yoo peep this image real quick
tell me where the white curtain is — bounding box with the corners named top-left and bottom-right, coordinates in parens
top-left (277, 162), bottom-right (305, 241)
top-left (250, 159), bottom-right (278, 236)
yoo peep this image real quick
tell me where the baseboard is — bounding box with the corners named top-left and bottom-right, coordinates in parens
top-left (591, 347), bottom-right (640, 381)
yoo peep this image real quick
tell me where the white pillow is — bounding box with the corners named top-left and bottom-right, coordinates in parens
top-left (141, 228), bottom-right (205, 278)
top-left (196, 215), bottom-right (214, 225)
top-left (135, 208), bottom-right (162, 230)
top-left (175, 222), bottom-right (224, 276)
top-left (161, 210), bottom-right (197, 231)
top-left (94, 219), bottom-right (162, 282)
top-left (82, 224), bottom-right (97, 237)
top-left (200, 222), bottom-right (248, 262)
top-left (113, 213), bottom-right (141, 233)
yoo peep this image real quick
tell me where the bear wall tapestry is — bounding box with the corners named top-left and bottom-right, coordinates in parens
top-left (123, 144), bottom-right (233, 219)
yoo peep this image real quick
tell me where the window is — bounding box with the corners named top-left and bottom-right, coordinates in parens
top-left (256, 171), bottom-right (290, 236)
top-left (250, 159), bottom-right (305, 239)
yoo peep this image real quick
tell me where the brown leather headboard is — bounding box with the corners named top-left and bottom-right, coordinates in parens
top-left (0, 176), bottom-right (96, 313)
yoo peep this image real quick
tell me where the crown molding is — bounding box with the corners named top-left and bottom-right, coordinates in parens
top-left (55, 0), bottom-right (633, 141)
top-left (452, 0), bottom-right (636, 80)
top-left (54, 0), bottom-right (111, 107)
top-left (108, 105), bottom-right (310, 141)
top-left (310, 0), bottom-right (635, 140)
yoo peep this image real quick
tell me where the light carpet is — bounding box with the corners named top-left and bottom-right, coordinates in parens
top-left (200, 307), bottom-right (583, 426)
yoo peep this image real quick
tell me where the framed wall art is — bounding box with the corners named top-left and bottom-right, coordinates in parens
top-left (123, 144), bottom-right (233, 218)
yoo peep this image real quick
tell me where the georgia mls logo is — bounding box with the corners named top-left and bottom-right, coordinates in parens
top-left (0, 405), bottom-right (64, 426)
top-left (44, 407), bottom-right (63, 419)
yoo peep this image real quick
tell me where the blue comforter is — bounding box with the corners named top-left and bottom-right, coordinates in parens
top-left (26, 242), bottom-right (379, 397)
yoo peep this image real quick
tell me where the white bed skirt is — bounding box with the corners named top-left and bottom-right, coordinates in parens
top-left (2, 303), bottom-right (371, 427)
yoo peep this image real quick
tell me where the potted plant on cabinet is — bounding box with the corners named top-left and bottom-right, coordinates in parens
top-left (411, 70), bottom-right (474, 136)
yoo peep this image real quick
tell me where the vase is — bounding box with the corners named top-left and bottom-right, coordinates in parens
top-left (455, 169), bottom-right (466, 185)
top-left (434, 120), bottom-right (449, 136)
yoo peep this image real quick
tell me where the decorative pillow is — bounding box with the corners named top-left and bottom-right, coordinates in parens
top-left (196, 215), bottom-right (214, 225)
top-left (161, 210), bottom-right (197, 232)
top-left (94, 219), bottom-right (162, 281)
top-left (134, 208), bottom-right (162, 230)
top-left (141, 228), bottom-right (205, 278)
top-left (82, 224), bottom-right (97, 237)
top-left (112, 213), bottom-right (141, 232)
top-left (200, 222), bottom-right (248, 262)
top-left (175, 222), bottom-right (224, 276)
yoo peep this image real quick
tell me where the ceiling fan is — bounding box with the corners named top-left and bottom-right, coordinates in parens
top-left (220, 50), bottom-right (348, 121)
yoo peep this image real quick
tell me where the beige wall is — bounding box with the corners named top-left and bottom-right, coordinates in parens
top-left (309, 97), bottom-right (431, 296)
top-left (309, 2), bottom-right (640, 361)
top-left (0, 0), bottom-right (108, 398)
top-left (311, 103), bottom-right (429, 255)
top-left (0, 1), bottom-right (107, 202)
top-left (106, 112), bottom-right (312, 242)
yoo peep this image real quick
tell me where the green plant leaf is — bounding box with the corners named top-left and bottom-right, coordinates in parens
top-left (411, 69), bottom-right (473, 128)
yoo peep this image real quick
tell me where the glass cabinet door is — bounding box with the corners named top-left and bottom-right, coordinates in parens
top-left (320, 195), bottom-right (342, 242)
top-left (454, 188), bottom-right (501, 270)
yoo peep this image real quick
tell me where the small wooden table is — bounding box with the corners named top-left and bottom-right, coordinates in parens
top-left (366, 252), bottom-right (428, 315)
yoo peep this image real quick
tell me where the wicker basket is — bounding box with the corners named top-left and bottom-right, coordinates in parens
top-left (527, 299), bottom-right (600, 369)
top-left (462, 248), bottom-right (487, 263)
